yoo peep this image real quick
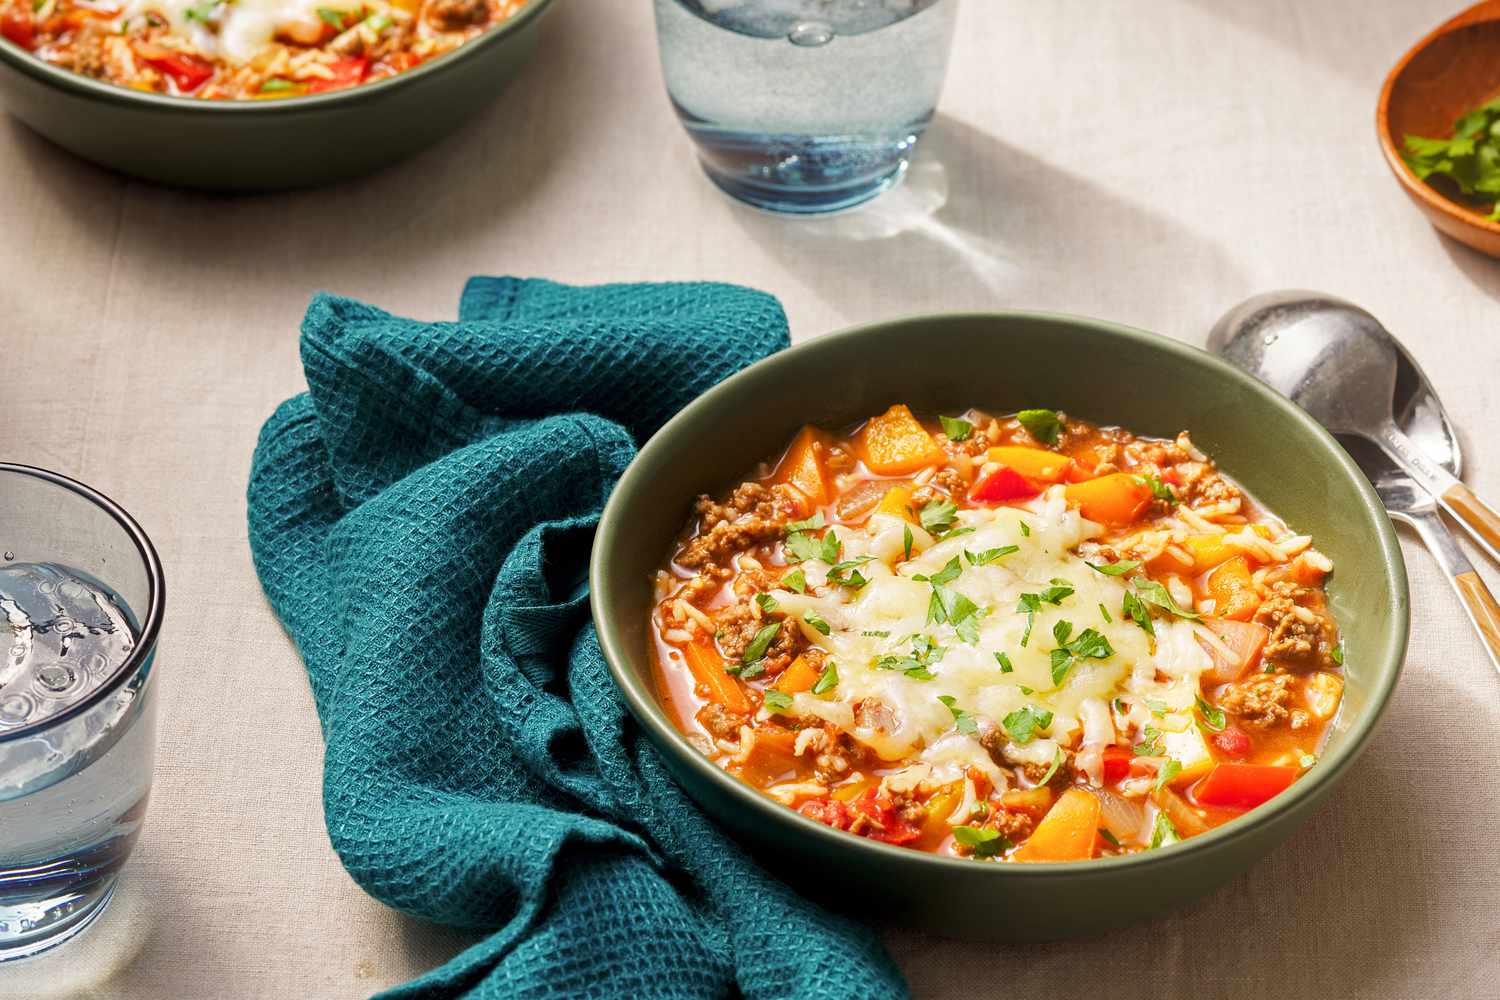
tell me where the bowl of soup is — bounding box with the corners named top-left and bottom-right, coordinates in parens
top-left (590, 312), bottom-right (1408, 940)
top-left (0, 0), bottom-right (553, 188)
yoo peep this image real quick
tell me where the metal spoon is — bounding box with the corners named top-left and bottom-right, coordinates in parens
top-left (1210, 290), bottom-right (1500, 672)
top-left (1208, 290), bottom-right (1500, 565)
top-left (1338, 436), bottom-right (1500, 675)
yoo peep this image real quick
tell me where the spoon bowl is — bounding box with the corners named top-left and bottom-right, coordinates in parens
top-left (1377, 0), bottom-right (1500, 258)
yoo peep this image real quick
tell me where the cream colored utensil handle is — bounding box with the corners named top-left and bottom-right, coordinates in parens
top-left (1404, 505), bottom-right (1500, 677)
top-left (1443, 482), bottom-right (1500, 566)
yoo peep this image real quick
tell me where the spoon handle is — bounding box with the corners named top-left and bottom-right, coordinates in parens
top-left (1376, 421), bottom-right (1500, 567)
top-left (1405, 506), bottom-right (1500, 677)
top-left (1442, 482), bottom-right (1500, 565)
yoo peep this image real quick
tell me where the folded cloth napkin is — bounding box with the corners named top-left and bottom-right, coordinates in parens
top-left (247, 278), bottom-right (909, 1000)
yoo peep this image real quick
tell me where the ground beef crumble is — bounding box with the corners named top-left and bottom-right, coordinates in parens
top-left (1219, 673), bottom-right (1309, 730)
top-left (677, 482), bottom-right (796, 570)
top-left (698, 703), bottom-right (747, 740)
top-left (911, 466), bottom-right (971, 506)
top-left (714, 612), bottom-right (805, 676)
top-left (1254, 581), bottom-right (1336, 668)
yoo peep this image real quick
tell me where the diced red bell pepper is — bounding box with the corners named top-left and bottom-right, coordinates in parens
top-left (1193, 762), bottom-right (1297, 809)
top-left (306, 56), bottom-right (369, 93)
top-left (1101, 744), bottom-right (1133, 783)
top-left (969, 466), bottom-right (1040, 503)
top-left (148, 53), bottom-right (214, 93)
top-left (1, 6), bottom-right (35, 49)
top-left (1209, 726), bottom-right (1251, 759)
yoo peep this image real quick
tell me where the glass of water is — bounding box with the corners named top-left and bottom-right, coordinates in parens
top-left (0, 465), bottom-right (163, 961)
top-left (654, 0), bottom-right (959, 214)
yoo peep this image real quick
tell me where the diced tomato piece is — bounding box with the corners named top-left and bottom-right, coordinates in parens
top-left (1193, 762), bottom-right (1298, 809)
top-left (849, 789), bottom-right (922, 844)
top-left (799, 798), bottom-right (851, 831)
top-left (147, 53), bottom-right (214, 93)
top-left (1101, 744), bottom-right (1133, 783)
top-left (306, 56), bottom-right (369, 93)
top-left (1, 6), bottom-right (35, 49)
top-left (969, 466), bottom-right (1039, 503)
top-left (1209, 726), bottom-right (1251, 759)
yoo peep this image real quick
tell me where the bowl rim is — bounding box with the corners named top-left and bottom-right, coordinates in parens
top-left (0, 0), bottom-right (553, 112)
top-left (591, 310), bottom-right (1410, 877)
top-left (1375, 0), bottom-right (1500, 238)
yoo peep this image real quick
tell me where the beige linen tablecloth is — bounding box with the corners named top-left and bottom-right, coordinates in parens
top-left (2, 0), bottom-right (1497, 996)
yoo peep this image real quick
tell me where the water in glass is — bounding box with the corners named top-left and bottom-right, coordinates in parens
top-left (655, 0), bottom-right (959, 213)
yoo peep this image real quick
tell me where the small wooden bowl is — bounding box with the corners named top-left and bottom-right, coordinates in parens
top-left (1377, 0), bottom-right (1500, 258)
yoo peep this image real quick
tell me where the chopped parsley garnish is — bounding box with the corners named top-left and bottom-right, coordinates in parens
top-left (812, 661), bottom-right (839, 695)
top-left (965, 545), bottom-right (1019, 566)
top-left (1121, 590), bottom-right (1155, 637)
top-left (1150, 812), bottom-right (1181, 849)
top-left (953, 825), bottom-right (1011, 859)
top-left (940, 415), bottom-right (973, 442)
top-left (1132, 580), bottom-right (1200, 620)
top-left (1018, 520), bottom-right (1031, 537)
top-left (1088, 558), bottom-right (1141, 577)
top-left (917, 557), bottom-right (984, 643)
top-left (316, 6), bottom-right (345, 28)
top-left (763, 690), bottom-right (793, 713)
top-left (1002, 705), bottom-right (1053, 744)
top-left (918, 498), bottom-right (959, 535)
top-left (1195, 695), bottom-right (1226, 732)
top-left (184, 0), bottom-right (218, 21)
top-left (735, 623), bottom-right (782, 675)
top-left (1016, 408), bottom-right (1062, 446)
top-left (1037, 746), bottom-right (1065, 784)
top-left (938, 695), bottom-right (979, 735)
top-left (1146, 698), bottom-right (1168, 716)
top-left (364, 11), bottom-right (392, 31)
top-left (874, 635), bottom-right (945, 680)
top-left (995, 651), bottom-right (1014, 673)
top-left (259, 78), bottom-right (300, 93)
top-left (1018, 684), bottom-right (1035, 695)
top-left (937, 526), bottom-right (976, 541)
top-left (787, 512), bottom-right (825, 533)
top-left (826, 555), bottom-right (874, 589)
top-left (1401, 96), bottom-right (1500, 222)
top-left (802, 610), bottom-right (832, 636)
top-left (1098, 602), bottom-right (1112, 623)
top-left (902, 524), bottom-right (914, 561)
top-left (1098, 828), bottom-right (1122, 848)
top-left (1133, 725), bottom-right (1164, 756)
top-left (1137, 474), bottom-right (1178, 506)
top-left (915, 556), bottom-right (963, 587)
top-left (1048, 621), bottom-right (1115, 687)
top-left (755, 593), bottom-right (778, 614)
top-left (781, 568), bottom-right (807, 593)
top-left (783, 530), bottom-right (824, 564)
top-left (1016, 580), bottom-right (1075, 648)
top-left (861, 629), bottom-right (890, 638)
top-left (1154, 759), bottom-right (1182, 793)
top-left (1331, 640), bottom-right (1345, 666)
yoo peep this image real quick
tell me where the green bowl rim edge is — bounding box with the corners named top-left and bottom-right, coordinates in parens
top-left (590, 309), bottom-right (1411, 878)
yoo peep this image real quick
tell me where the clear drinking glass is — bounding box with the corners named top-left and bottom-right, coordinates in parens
top-left (654, 0), bottom-right (959, 214)
top-left (0, 465), bottom-right (163, 961)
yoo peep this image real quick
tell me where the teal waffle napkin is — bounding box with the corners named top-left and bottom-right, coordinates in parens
top-left (246, 278), bottom-right (908, 1000)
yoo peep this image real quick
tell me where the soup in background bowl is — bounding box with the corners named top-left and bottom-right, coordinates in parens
top-left (591, 312), bottom-right (1407, 941)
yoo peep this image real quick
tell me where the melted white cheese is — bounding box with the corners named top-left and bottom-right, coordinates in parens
top-left (769, 486), bottom-right (1212, 790)
top-left (115, 0), bottom-right (369, 62)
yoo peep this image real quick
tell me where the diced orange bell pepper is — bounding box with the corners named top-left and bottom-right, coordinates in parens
top-left (1192, 763), bottom-right (1298, 809)
top-left (682, 640), bottom-right (749, 714)
top-left (748, 726), bottom-right (801, 772)
top-left (998, 785), bottom-right (1054, 818)
top-left (857, 405), bottom-right (945, 475)
top-left (1062, 473), bottom-right (1153, 525)
top-left (918, 782), bottom-right (965, 844)
top-left (1206, 555), bottom-right (1260, 620)
top-left (1012, 787), bottom-right (1102, 862)
top-left (986, 446), bottom-right (1073, 483)
top-left (1182, 533), bottom-right (1234, 573)
top-left (873, 484), bottom-right (917, 523)
top-left (774, 655), bottom-right (820, 694)
top-left (773, 426), bottom-right (834, 508)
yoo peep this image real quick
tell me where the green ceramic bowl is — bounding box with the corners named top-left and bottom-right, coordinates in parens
top-left (591, 312), bottom-right (1409, 940)
top-left (0, 0), bottom-right (553, 189)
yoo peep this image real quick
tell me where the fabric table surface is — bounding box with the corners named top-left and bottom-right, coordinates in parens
top-left (1, 0), bottom-right (1497, 997)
